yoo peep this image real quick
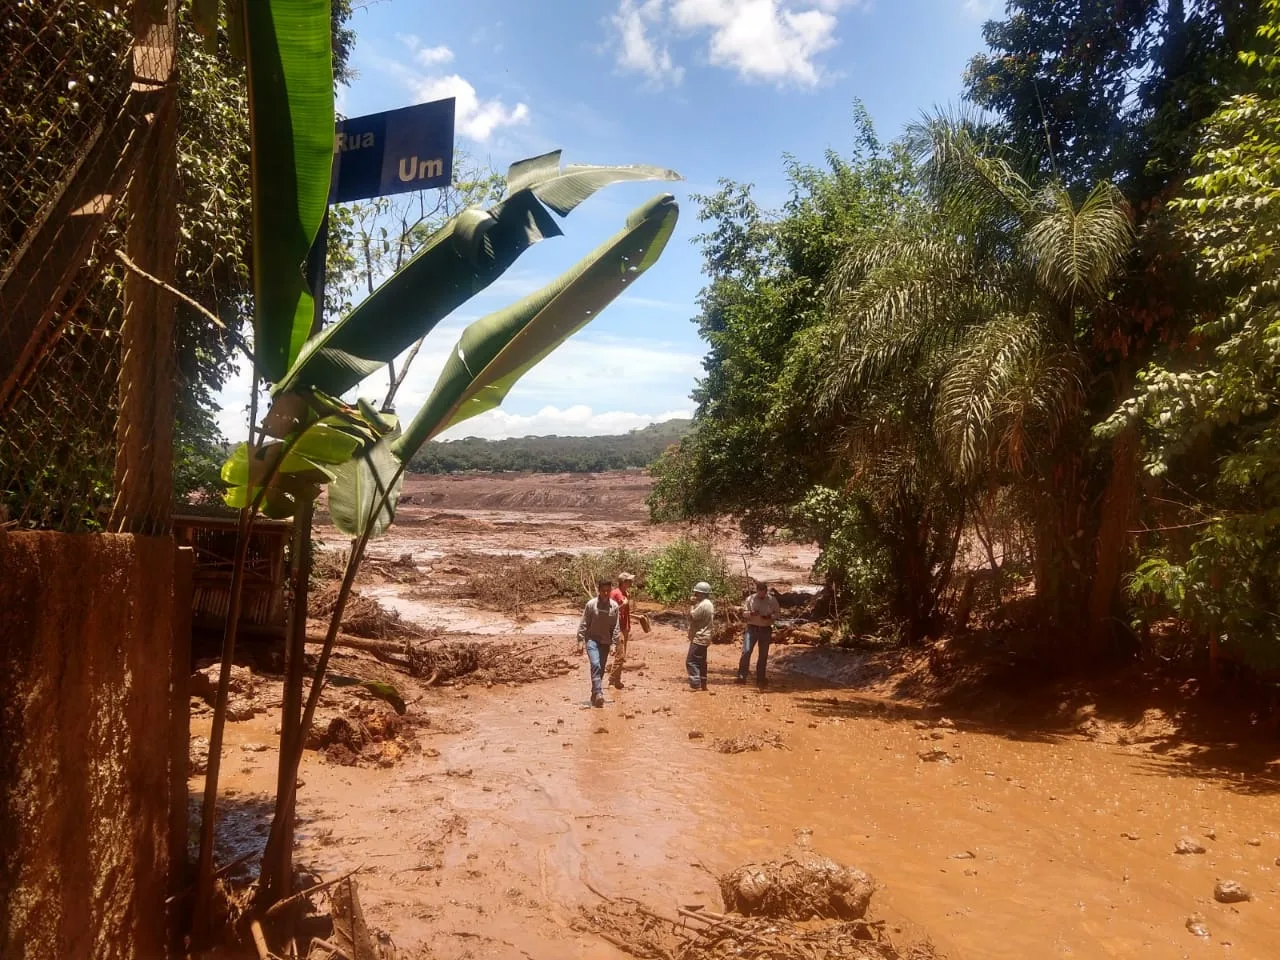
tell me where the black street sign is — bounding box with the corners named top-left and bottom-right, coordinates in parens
top-left (330, 98), bottom-right (455, 204)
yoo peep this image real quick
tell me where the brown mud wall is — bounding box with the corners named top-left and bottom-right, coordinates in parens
top-left (0, 532), bottom-right (183, 960)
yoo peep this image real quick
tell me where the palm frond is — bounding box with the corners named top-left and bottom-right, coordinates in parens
top-left (1024, 181), bottom-right (1133, 301)
top-left (907, 111), bottom-right (1035, 228)
top-left (934, 314), bottom-right (1083, 477)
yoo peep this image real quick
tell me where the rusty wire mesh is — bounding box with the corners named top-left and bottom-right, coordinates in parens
top-left (0, 0), bottom-right (177, 534)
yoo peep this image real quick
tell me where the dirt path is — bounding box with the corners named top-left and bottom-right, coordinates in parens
top-left (200, 473), bottom-right (1280, 959)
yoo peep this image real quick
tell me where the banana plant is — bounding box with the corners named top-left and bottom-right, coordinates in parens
top-left (187, 0), bottom-right (683, 926)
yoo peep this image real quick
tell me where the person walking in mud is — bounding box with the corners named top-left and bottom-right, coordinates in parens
top-left (577, 578), bottom-right (621, 707)
top-left (737, 579), bottom-right (780, 686)
top-left (607, 572), bottom-right (634, 690)
top-left (686, 581), bottom-right (715, 691)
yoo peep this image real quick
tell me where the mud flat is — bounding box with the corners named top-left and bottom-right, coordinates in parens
top-left (198, 471), bottom-right (1280, 960)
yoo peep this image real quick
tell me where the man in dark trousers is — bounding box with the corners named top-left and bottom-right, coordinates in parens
top-left (737, 580), bottom-right (780, 686)
top-left (686, 581), bottom-right (714, 690)
top-left (577, 578), bottom-right (621, 707)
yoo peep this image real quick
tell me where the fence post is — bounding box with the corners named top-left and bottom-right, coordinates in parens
top-left (169, 544), bottom-right (194, 947)
top-left (110, 0), bottom-right (180, 534)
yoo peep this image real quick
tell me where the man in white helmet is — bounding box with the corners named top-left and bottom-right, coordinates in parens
top-left (685, 582), bottom-right (715, 691)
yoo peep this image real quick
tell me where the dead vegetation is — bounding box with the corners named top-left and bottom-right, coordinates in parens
top-left (711, 732), bottom-right (787, 754)
top-left (309, 585), bottom-right (426, 641)
top-left (305, 702), bottom-right (419, 768)
top-left (577, 854), bottom-right (939, 960)
top-left (461, 552), bottom-right (575, 616)
top-left (406, 640), bottom-right (573, 687)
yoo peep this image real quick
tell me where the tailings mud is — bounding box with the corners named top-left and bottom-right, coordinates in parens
top-left (203, 472), bottom-right (1279, 959)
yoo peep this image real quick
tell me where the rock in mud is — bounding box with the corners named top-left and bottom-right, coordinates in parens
top-left (688, 730), bottom-right (705, 740)
top-left (719, 854), bottom-right (875, 921)
top-left (936, 717), bottom-right (956, 730)
top-left (1214, 880), bottom-right (1253, 904)
top-left (1175, 837), bottom-right (1207, 855)
top-left (226, 698), bottom-right (256, 722)
top-left (189, 736), bottom-right (210, 776)
top-left (325, 716), bottom-right (372, 753)
top-left (190, 664), bottom-right (256, 705)
top-left (1186, 913), bottom-right (1211, 938)
top-left (1246, 838), bottom-right (1262, 847)
top-left (918, 748), bottom-right (958, 763)
top-left (240, 742), bottom-right (270, 753)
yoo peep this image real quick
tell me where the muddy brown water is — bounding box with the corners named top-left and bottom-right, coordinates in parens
top-left (201, 630), bottom-right (1280, 960)
top-left (199, 473), bottom-right (1280, 959)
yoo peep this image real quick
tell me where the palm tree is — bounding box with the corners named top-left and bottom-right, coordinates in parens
top-left (821, 114), bottom-right (1135, 652)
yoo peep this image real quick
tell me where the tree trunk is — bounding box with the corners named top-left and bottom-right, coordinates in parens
top-left (1029, 458), bottom-right (1090, 657)
top-left (1086, 425), bottom-right (1139, 660)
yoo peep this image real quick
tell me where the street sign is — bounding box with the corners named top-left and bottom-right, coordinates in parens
top-left (330, 98), bottom-right (455, 204)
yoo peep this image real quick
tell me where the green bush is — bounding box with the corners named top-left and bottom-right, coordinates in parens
top-left (558, 548), bottom-right (651, 600)
top-left (644, 537), bottom-right (735, 605)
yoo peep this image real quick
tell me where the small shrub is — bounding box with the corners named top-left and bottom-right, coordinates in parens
top-left (645, 537), bottom-right (736, 605)
top-left (559, 548), bottom-right (651, 600)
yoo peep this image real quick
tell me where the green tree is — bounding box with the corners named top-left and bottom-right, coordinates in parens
top-left (817, 116), bottom-right (1134, 648)
top-left (1106, 0), bottom-right (1280, 670)
top-left (965, 0), bottom-right (1260, 196)
top-left (650, 110), bottom-right (919, 541)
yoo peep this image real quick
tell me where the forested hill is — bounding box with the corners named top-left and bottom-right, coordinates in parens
top-left (407, 419), bottom-right (690, 474)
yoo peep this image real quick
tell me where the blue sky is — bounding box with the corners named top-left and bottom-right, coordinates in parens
top-left (215, 0), bottom-right (1001, 441)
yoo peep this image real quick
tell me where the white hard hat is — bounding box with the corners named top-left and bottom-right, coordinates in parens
top-left (693, 581), bottom-right (712, 595)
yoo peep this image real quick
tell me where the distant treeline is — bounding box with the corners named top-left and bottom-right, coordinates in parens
top-left (407, 419), bottom-right (690, 474)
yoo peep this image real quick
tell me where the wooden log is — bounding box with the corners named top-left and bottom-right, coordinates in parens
top-left (304, 632), bottom-right (412, 657)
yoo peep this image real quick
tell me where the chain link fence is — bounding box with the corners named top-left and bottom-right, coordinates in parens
top-left (0, 0), bottom-right (178, 534)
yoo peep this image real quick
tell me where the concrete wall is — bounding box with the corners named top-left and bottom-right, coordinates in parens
top-left (1, 532), bottom-right (183, 960)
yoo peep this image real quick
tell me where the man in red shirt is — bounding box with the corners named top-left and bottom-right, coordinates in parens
top-left (607, 572), bottom-right (634, 689)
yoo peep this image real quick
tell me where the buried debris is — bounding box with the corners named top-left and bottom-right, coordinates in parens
top-left (577, 853), bottom-right (938, 960)
top-left (712, 732), bottom-right (787, 754)
top-left (720, 854), bottom-right (875, 921)
top-left (306, 702), bottom-right (418, 768)
top-left (310, 585), bottom-right (426, 641)
top-left (407, 640), bottom-right (572, 686)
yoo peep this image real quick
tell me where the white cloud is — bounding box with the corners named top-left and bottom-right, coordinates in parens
top-left (389, 37), bottom-right (529, 142)
top-left (416, 45), bottom-right (455, 66)
top-left (389, 329), bottom-right (703, 416)
top-left (438, 406), bottom-right (692, 441)
top-left (213, 329), bottom-right (702, 445)
top-left (961, 0), bottom-right (1000, 18)
top-left (396, 33), bottom-right (453, 65)
top-left (611, 0), bottom-right (684, 86)
top-left (609, 0), bottom-right (865, 87)
top-left (410, 74), bottom-right (530, 141)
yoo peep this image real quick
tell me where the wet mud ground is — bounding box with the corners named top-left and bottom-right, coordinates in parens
top-left (197, 472), bottom-right (1280, 959)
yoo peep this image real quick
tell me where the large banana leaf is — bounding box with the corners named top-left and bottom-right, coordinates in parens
top-left (273, 155), bottom-right (683, 399)
top-left (246, 0), bottom-right (334, 382)
top-left (504, 149), bottom-right (681, 216)
top-left (391, 193), bottom-right (679, 460)
top-left (221, 402), bottom-right (389, 519)
top-left (327, 428), bottom-right (405, 538)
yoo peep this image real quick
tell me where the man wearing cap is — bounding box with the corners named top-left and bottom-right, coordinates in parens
top-left (738, 579), bottom-right (781, 686)
top-left (607, 572), bottom-right (634, 690)
top-left (686, 582), bottom-right (715, 691)
top-left (577, 578), bottom-right (621, 707)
